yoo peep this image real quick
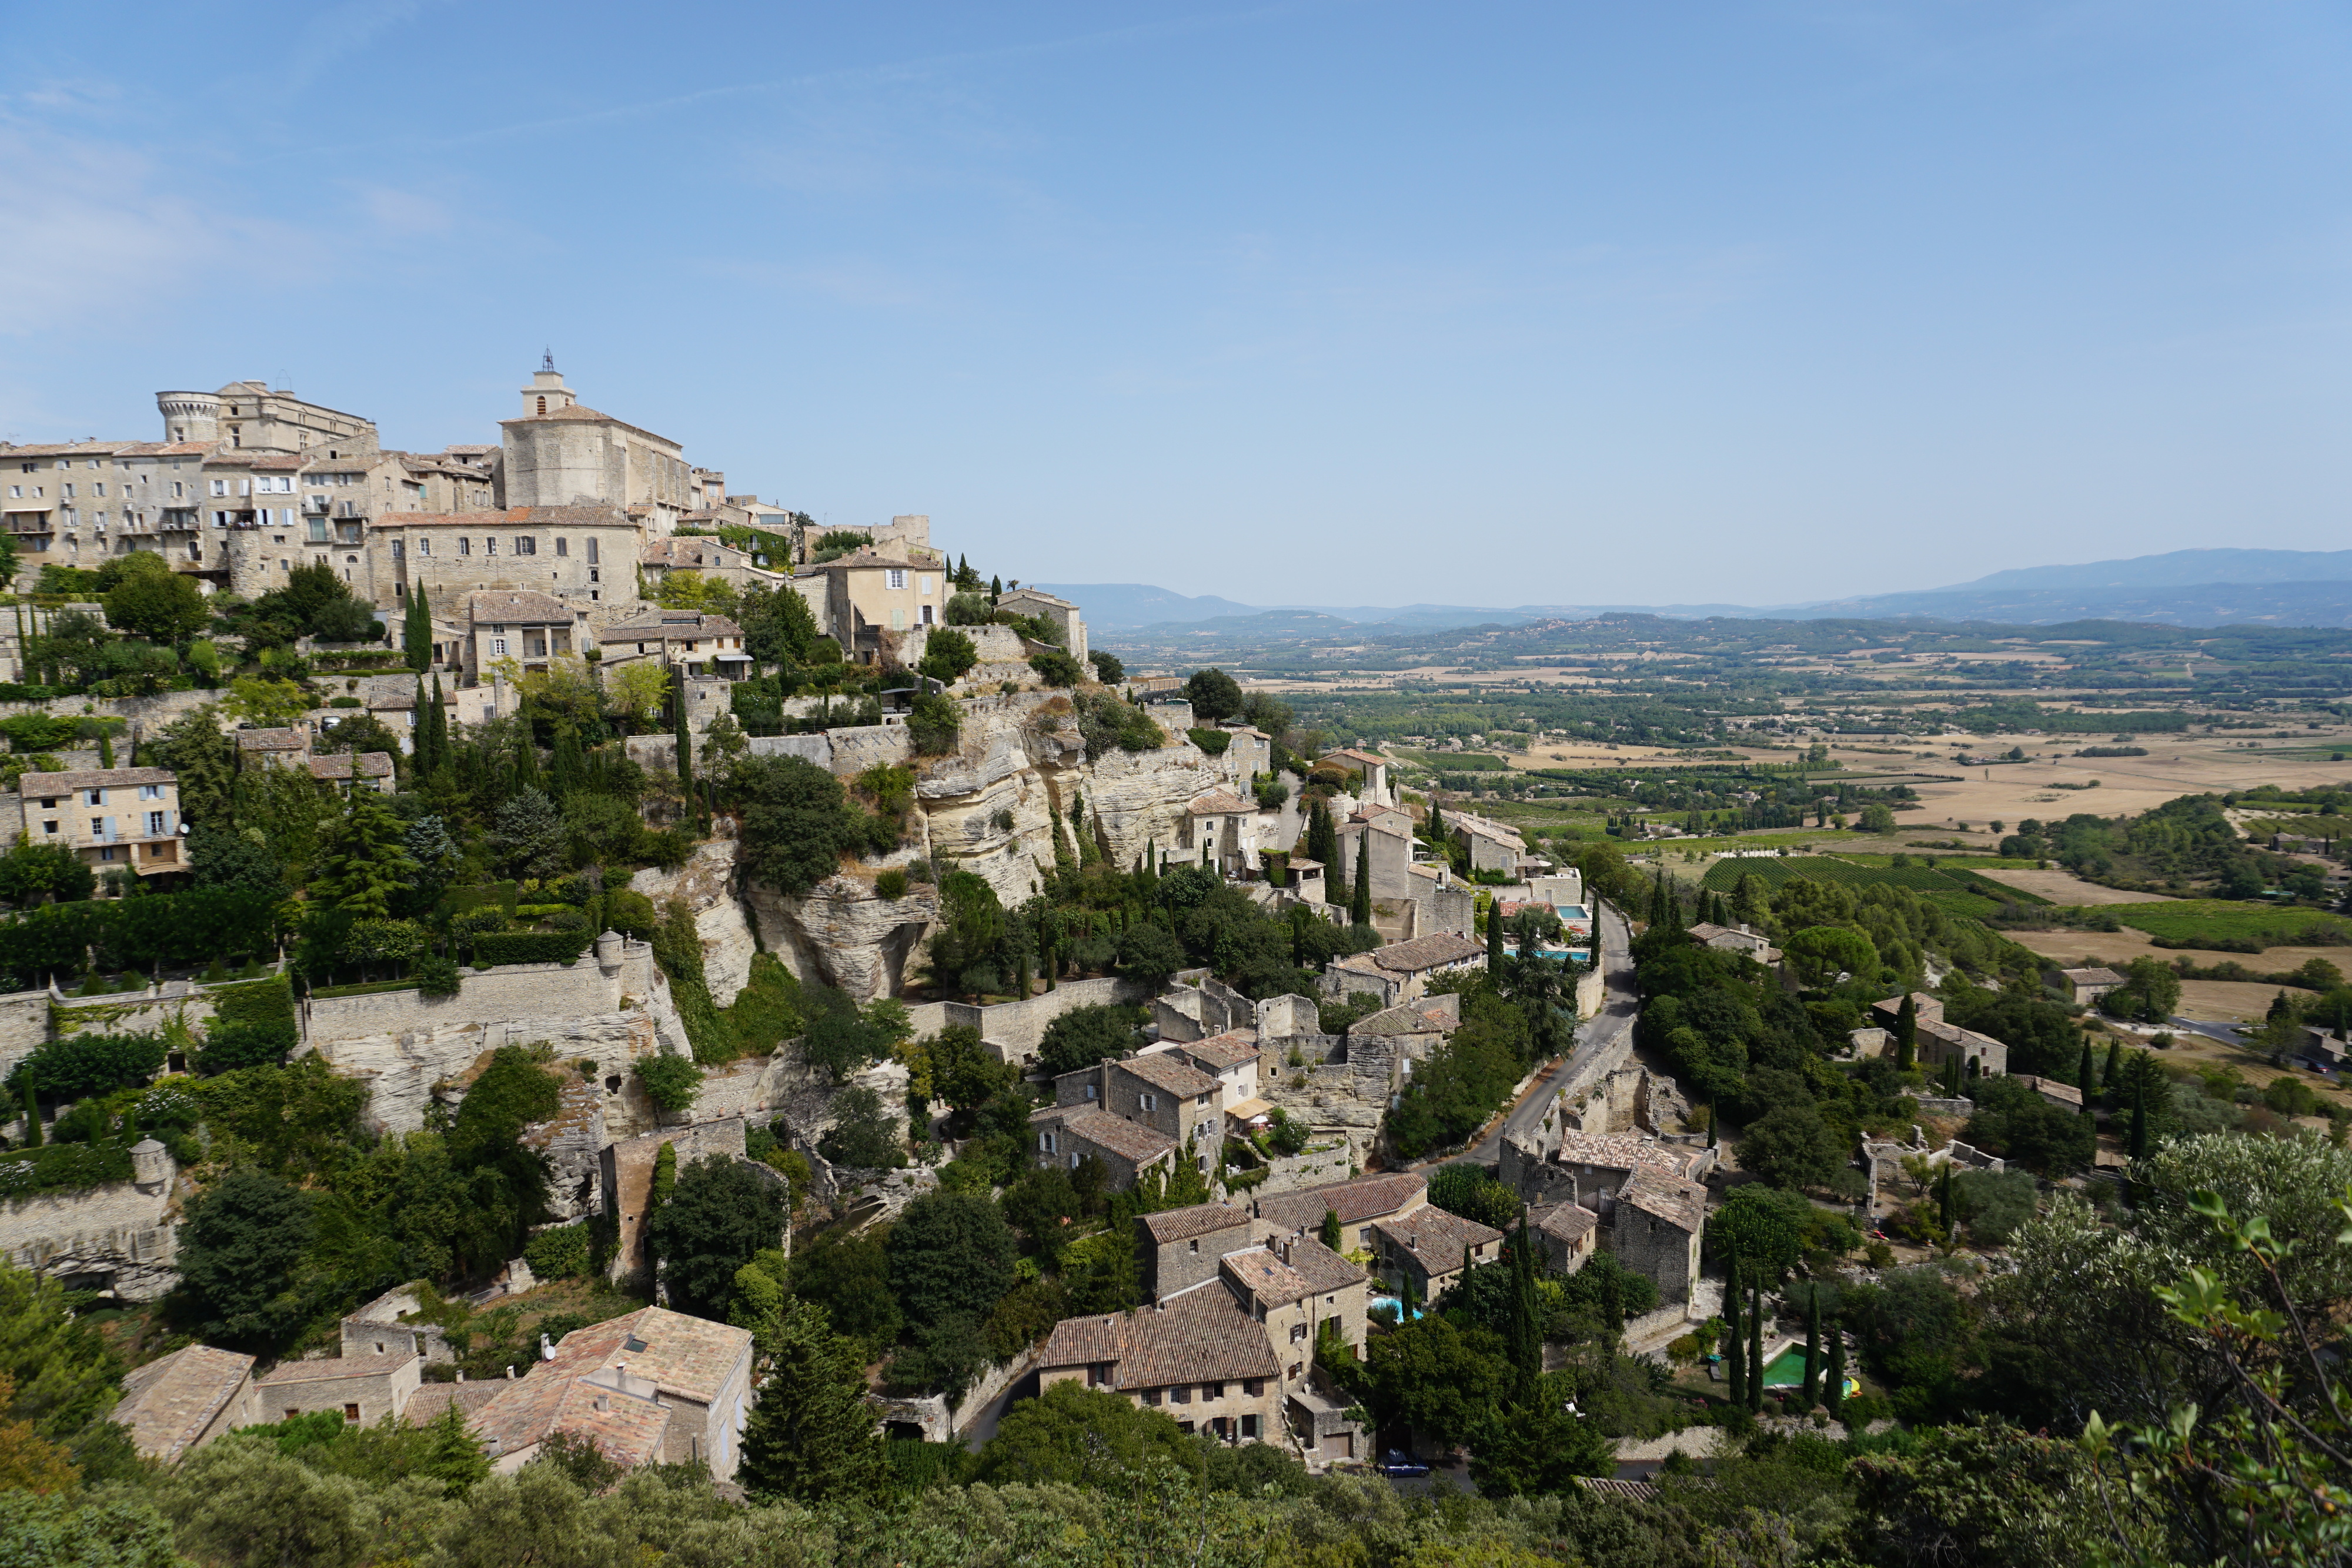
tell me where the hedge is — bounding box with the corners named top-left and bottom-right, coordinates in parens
top-left (472, 928), bottom-right (594, 968)
top-left (4, 1032), bottom-right (168, 1098)
top-left (441, 883), bottom-right (519, 921)
top-left (0, 888), bottom-right (286, 984)
top-left (1187, 728), bottom-right (1232, 757)
top-left (0, 1139), bottom-right (134, 1199)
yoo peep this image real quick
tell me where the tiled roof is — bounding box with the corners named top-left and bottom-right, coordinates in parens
top-left (400, 1382), bottom-right (506, 1427)
top-left (1186, 789), bottom-right (1252, 815)
top-left (1618, 1169), bottom-right (1706, 1234)
top-left (113, 1345), bottom-right (255, 1463)
top-left (22, 767), bottom-right (174, 791)
top-left (539, 1306), bottom-right (751, 1406)
top-left (1138, 1201), bottom-right (1252, 1246)
top-left (1322, 748), bottom-right (1385, 769)
top-left (596, 613), bottom-right (743, 643)
top-left (1367, 932), bottom-right (1484, 974)
top-left (1530, 1201), bottom-right (1600, 1245)
top-left (1555, 1131), bottom-right (1705, 1182)
top-left (2061, 967), bottom-right (2124, 986)
top-left (0, 440), bottom-right (139, 457)
top-left (1279, 1236), bottom-right (1367, 1295)
top-left (1115, 1052), bottom-right (1218, 1099)
top-left (999, 587), bottom-right (1077, 611)
top-left (1039, 1106), bottom-right (1178, 1165)
top-left (499, 402), bottom-right (681, 450)
top-left (1037, 1291), bottom-right (1281, 1389)
top-left (467, 589), bottom-right (574, 624)
top-left (470, 1370), bottom-right (671, 1467)
top-left (1373, 1206), bottom-right (1505, 1278)
top-left (1350, 1001), bottom-right (1455, 1037)
top-left (1254, 1172), bottom-right (1425, 1232)
top-left (256, 1352), bottom-right (417, 1386)
top-left (235, 728), bottom-right (308, 751)
top-left (1171, 1031), bottom-right (1259, 1072)
top-left (2014, 1074), bottom-right (2086, 1108)
top-left (1222, 1248), bottom-right (1315, 1309)
top-left (308, 751), bottom-right (394, 781)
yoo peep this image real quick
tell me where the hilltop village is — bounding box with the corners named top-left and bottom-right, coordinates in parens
top-left (0, 373), bottom-right (2340, 1566)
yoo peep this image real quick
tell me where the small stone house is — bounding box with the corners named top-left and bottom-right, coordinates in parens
top-left (1138, 1202), bottom-right (1257, 1301)
top-left (1030, 1104), bottom-right (1178, 1190)
top-left (1869, 992), bottom-right (2010, 1076)
top-left (253, 1351), bottom-right (422, 1427)
top-left (1686, 922), bottom-right (1780, 964)
top-left (2059, 967), bottom-right (2126, 1005)
top-left (1318, 748), bottom-right (1392, 806)
top-left (111, 1344), bottom-right (258, 1463)
top-left (1035, 1290), bottom-right (1285, 1445)
top-left (1372, 1205), bottom-right (1504, 1302)
top-left (1319, 932), bottom-right (1486, 1009)
top-left (1526, 1200), bottom-right (1600, 1276)
top-left (1182, 789), bottom-right (1259, 876)
top-left (469, 1307), bottom-right (756, 1478)
top-left (1436, 807), bottom-right (1525, 876)
top-left (1054, 1053), bottom-right (1227, 1177)
top-left (1220, 1235), bottom-right (1369, 1388)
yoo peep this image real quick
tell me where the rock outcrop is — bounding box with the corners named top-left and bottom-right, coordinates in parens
top-left (631, 837), bottom-right (758, 1007)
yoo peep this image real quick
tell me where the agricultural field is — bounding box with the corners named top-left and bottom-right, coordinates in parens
top-left (2067, 900), bottom-right (2352, 951)
top-left (1696, 854), bottom-right (2043, 916)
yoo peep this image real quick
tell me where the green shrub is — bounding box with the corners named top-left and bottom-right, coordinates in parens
top-left (1187, 728), bottom-right (1232, 756)
top-left (603, 889), bottom-right (657, 939)
top-left (875, 870), bottom-right (910, 900)
top-left (523, 1222), bottom-right (592, 1281)
top-left (542, 908), bottom-right (588, 932)
top-left (453, 908), bottom-right (510, 940)
top-left (413, 954), bottom-right (462, 998)
top-left (634, 1055), bottom-right (706, 1112)
top-left (327, 697), bottom-right (362, 708)
top-left (197, 1020), bottom-right (296, 1075)
top-left (5, 1032), bottom-right (168, 1098)
top-left (472, 928), bottom-right (594, 968)
top-left (1028, 650), bottom-right (1083, 688)
top-left (0, 1140), bottom-right (133, 1198)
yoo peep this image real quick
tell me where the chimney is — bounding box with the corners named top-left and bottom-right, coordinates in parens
top-left (455, 1371), bottom-right (465, 1383)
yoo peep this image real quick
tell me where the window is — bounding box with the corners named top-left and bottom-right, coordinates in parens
top-left (1290, 1362), bottom-right (1303, 1380)
top-left (5, 487), bottom-right (15, 499)
top-left (1172, 1386), bottom-right (1192, 1405)
top-left (91, 818), bottom-right (105, 835)
top-left (1187, 1239), bottom-right (1199, 1254)
top-left (1204, 1382), bottom-right (1224, 1400)
top-left (1140, 1092), bottom-right (1157, 1112)
top-left (1038, 1132), bottom-right (1056, 1154)
top-left (918, 574), bottom-right (933, 594)
top-left (61, 483), bottom-right (74, 499)
top-left (458, 538), bottom-right (470, 556)
top-left (343, 1404), bottom-right (360, 1422)
top-left (85, 789), bottom-right (103, 806)
top-left (1067, 1152), bottom-right (1080, 1169)
top-left (138, 784), bottom-right (160, 800)
top-left (390, 541), bottom-right (403, 561)
top-left (1289, 1323), bottom-right (1308, 1343)
top-left (514, 536), bottom-right (535, 555)
top-left (556, 537), bottom-right (568, 557)
top-left (491, 638), bottom-right (507, 656)
top-left (586, 538), bottom-right (598, 564)
top-left (920, 603), bottom-right (934, 626)
top-left (1141, 1388), bottom-right (1162, 1406)
top-left (886, 569), bottom-right (906, 590)
top-left (485, 537), bottom-right (496, 556)
top-left (41, 821), bottom-right (55, 835)
top-left (92, 482), bottom-right (104, 497)
top-left (1240, 1415), bottom-right (1259, 1440)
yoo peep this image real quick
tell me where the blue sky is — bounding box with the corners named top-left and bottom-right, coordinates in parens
top-left (4, 2), bottom-right (2348, 606)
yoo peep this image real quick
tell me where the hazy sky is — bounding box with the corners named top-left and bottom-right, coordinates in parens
top-left (5, 2), bottom-right (2348, 606)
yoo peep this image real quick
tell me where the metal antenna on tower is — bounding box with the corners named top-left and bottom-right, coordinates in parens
top-left (542, 347), bottom-right (556, 372)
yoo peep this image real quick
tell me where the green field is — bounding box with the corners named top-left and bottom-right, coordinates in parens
top-left (2092, 901), bottom-right (2352, 950)
top-left (1697, 854), bottom-right (2046, 915)
top-left (1404, 751), bottom-right (1514, 771)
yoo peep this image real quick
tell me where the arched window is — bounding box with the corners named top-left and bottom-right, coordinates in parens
top-left (536, 396), bottom-right (547, 414)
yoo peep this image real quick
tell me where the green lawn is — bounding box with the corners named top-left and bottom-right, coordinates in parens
top-left (2094, 901), bottom-right (2352, 950)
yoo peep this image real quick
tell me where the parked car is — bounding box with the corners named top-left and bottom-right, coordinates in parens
top-left (1377, 1450), bottom-right (1431, 1478)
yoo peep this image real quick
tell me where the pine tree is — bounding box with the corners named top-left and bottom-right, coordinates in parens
top-left (312, 768), bottom-right (417, 918)
top-left (1801, 1293), bottom-right (1822, 1408)
top-left (1894, 994), bottom-right (1917, 1072)
top-left (737, 1299), bottom-right (891, 1505)
top-left (1823, 1331), bottom-right (1846, 1422)
top-left (1722, 1258), bottom-right (1745, 1406)
top-left (419, 1400), bottom-right (490, 1496)
top-left (403, 583), bottom-right (433, 671)
top-left (1350, 839), bottom-right (1371, 927)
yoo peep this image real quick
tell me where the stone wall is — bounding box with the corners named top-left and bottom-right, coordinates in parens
top-left (601, 1118), bottom-right (749, 1280)
top-left (0, 989), bottom-right (49, 1089)
top-left (47, 985), bottom-right (223, 1044)
top-left (931, 975), bottom-right (1145, 1067)
top-left (0, 1161), bottom-right (176, 1302)
top-left (1574, 966), bottom-right (1606, 1021)
top-left (828, 724), bottom-right (913, 774)
top-left (1253, 1142), bottom-right (1359, 1195)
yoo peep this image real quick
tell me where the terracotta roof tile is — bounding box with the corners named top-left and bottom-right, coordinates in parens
top-left (1038, 1292), bottom-right (1280, 1389)
top-left (113, 1345), bottom-right (255, 1463)
top-left (1372, 1206), bottom-right (1505, 1278)
top-left (1115, 1053), bottom-right (1218, 1099)
top-left (1618, 1169), bottom-right (1706, 1233)
top-left (1138, 1202), bottom-right (1252, 1246)
top-left (467, 589), bottom-right (574, 623)
top-left (1186, 790), bottom-right (1252, 815)
top-left (308, 751), bottom-right (394, 780)
top-left (1254, 1172), bottom-right (1425, 1232)
top-left (1368, 932), bottom-right (1484, 974)
top-left (22, 767), bottom-right (175, 791)
top-left (1042, 1108), bottom-right (1178, 1165)
top-left (1222, 1248), bottom-right (1315, 1309)
top-left (538, 1306), bottom-right (751, 1406)
top-left (256, 1352), bottom-right (417, 1386)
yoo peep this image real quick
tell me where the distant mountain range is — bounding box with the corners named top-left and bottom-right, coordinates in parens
top-left (1037, 549), bottom-right (2352, 634)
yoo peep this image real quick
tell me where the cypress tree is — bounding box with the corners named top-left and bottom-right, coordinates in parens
top-left (550, 724), bottom-right (586, 798)
top-left (410, 678), bottom-right (432, 775)
top-left (1802, 1293), bottom-right (1822, 1408)
top-left (2103, 1037), bottom-right (2122, 1100)
top-left (1747, 1281), bottom-right (1765, 1413)
top-left (21, 1082), bottom-right (39, 1148)
top-left (2129, 1079), bottom-right (2150, 1161)
top-left (427, 674), bottom-right (449, 779)
top-left (1706, 1103), bottom-right (1718, 1148)
top-left (1506, 1217), bottom-right (1542, 1392)
top-left (1350, 840), bottom-right (1371, 927)
top-left (1936, 1162), bottom-right (1954, 1234)
top-left (1486, 897), bottom-right (1504, 968)
top-left (1014, 951), bottom-right (1030, 999)
top-left (1599, 1266), bottom-right (1623, 1350)
top-left (513, 724), bottom-right (541, 794)
top-left (1823, 1332), bottom-right (1846, 1422)
top-left (1895, 994), bottom-right (1917, 1072)
top-left (2076, 1035), bottom-right (2096, 1114)
top-left (1722, 1258), bottom-right (1745, 1406)
top-left (403, 583), bottom-right (433, 671)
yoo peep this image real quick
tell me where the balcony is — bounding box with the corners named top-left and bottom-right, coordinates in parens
top-left (335, 500), bottom-right (367, 520)
top-left (304, 494), bottom-right (330, 514)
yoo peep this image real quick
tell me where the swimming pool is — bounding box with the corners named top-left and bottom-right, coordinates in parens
top-left (1759, 1348), bottom-right (1859, 1399)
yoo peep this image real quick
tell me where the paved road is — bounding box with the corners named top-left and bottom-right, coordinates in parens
top-left (1447, 900), bottom-right (1639, 1169)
